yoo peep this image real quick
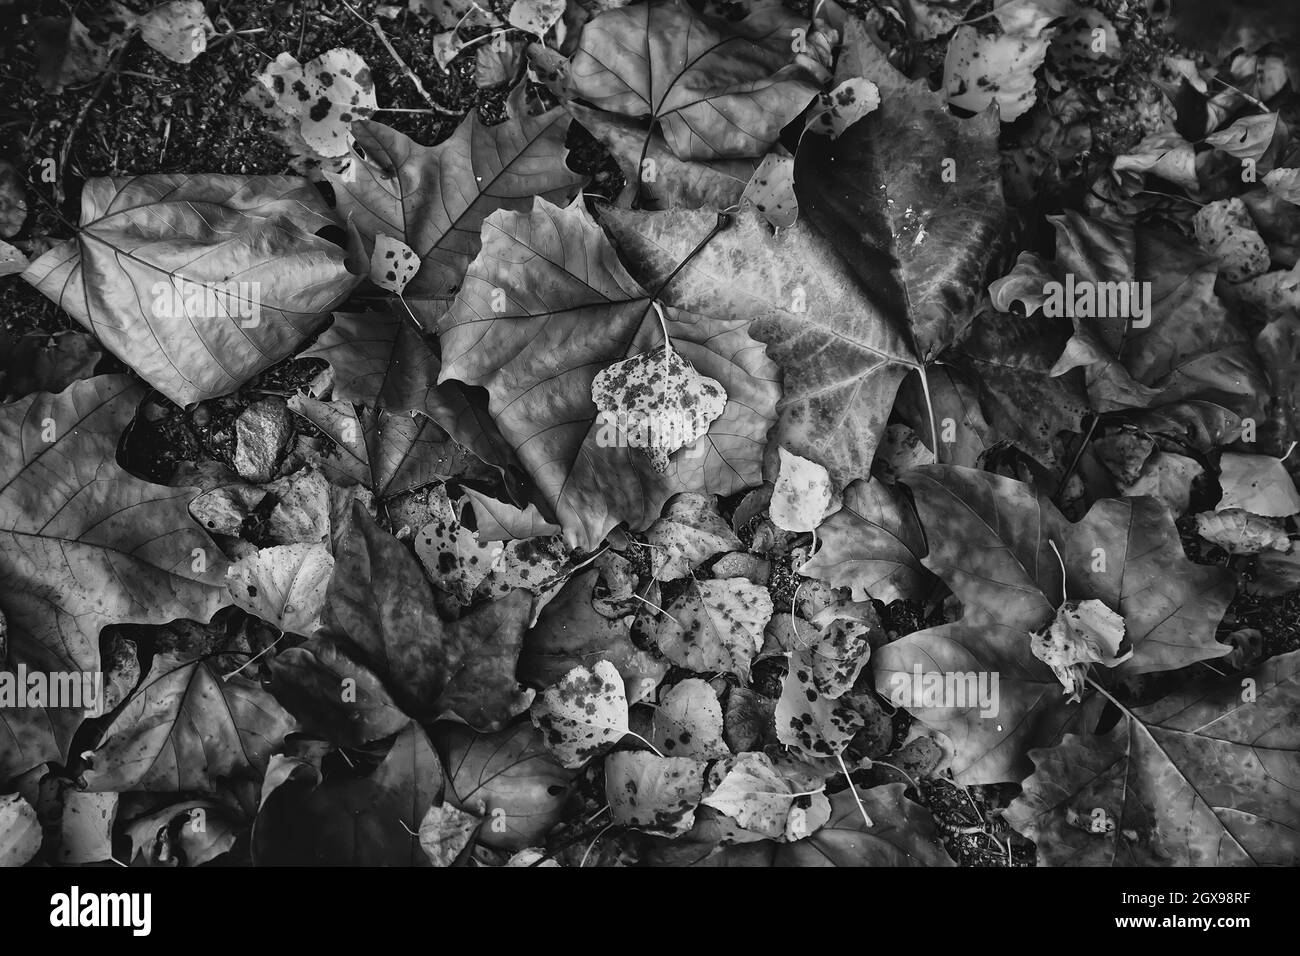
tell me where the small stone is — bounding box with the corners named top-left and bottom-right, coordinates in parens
top-left (192, 404), bottom-right (211, 427)
top-left (234, 397), bottom-right (293, 482)
top-left (142, 400), bottom-right (171, 423)
top-left (100, 634), bottom-right (140, 714)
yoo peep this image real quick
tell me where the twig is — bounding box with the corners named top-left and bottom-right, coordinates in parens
top-left (340, 0), bottom-right (459, 115)
top-left (57, 41), bottom-right (129, 204)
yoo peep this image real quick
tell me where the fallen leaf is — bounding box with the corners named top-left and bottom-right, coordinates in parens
top-left (226, 543), bottom-right (333, 635)
top-left (0, 377), bottom-right (227, 784)
top-left (702, 751), bottom-right (829, 841)
top-left (605, 751), bottom-right (705, 836)
top-left (1216, 451), bottom-right (1300, 516)
top-left (798, 478), bottom-right (928, 604)
top-left (567, 0), bottom-right (821, 161)
top-left (945, 26), bottom-right (1051, 122)
top-left (327, 87), bottom-right (584, 311)
top-left (138, 0), bottom-right (213, 64)
top-left (0, 793), bottom-right (41, 867)
top-left (418, 803), bottom-right (482, 865)
top-left (84, 652), bottom-right (297, 791)
top-left (437, 721), bottom-right (578, 850)
top-left (247, 49), bottom-right (377, 172)
top-left (439, 197), bottom-right (779, 549)
top-left (773, 785), bottom-right (957, 866)
top-left (530, 659), bottom-right (630, 767)
top-left (1006, 650), bottom-right (1300, 865)
top-left (23, 176), bottom-right (359, 405)
top-left (770, 447), bottom-right (833, 533)
top-left (739, 154), bottom-right (798, 230)
top-left (1195, 509), bottom-right (1291, 554)
top-left (650, 678), bottom-right (729, 759)
top-left (651, 578), bottom-right (774, 679)
top-left (644, 493), bottom-right (742, 582)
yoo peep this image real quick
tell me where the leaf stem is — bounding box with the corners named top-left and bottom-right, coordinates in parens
top-left (916, 363), bottom-right (940, 462)
top-left (624, 730), bottom-right (665, 758)
top-left (836, 752), bottom-right (874, 828)
top-left (647, 210), bottom-right (734, 307)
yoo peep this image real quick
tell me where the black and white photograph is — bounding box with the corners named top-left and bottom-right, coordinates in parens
top-left (0, 0), bottom-right (1294, 928)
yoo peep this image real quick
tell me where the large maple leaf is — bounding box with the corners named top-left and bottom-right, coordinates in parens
top-left (302, 309), bottom-right (521, 479)
top-left (23, 175), bottom-right (360, 405)
top-left (319, 501), bottom-right (533, 729)
top-left (326, 87), bottom-right (585, 321)
top-left (0, 376), bottom-right (228, 784)
top-left (1006, 650), bottom-right (1300, 866)
top-left (598, 19), bottom-right (1007, 486)
top-left (438, 197), bottom-right (780, 550)
top-left (872, 465), bottom-right (1234, 784)
top-left (566, 0), bottom-right (822, 162)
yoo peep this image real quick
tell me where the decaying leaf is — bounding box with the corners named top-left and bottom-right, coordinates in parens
top-left (1006, 651), bottom-right (1300, 865)
top-left (530, 660), bottom-right (630, 767)
top-left (651, 578), bottom-right (774, 679)
top-left (605, 751), bottom-right (705, 837)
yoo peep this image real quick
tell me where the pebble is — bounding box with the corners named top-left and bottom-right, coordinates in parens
top-left (234, 397), bottom-right (293, 482)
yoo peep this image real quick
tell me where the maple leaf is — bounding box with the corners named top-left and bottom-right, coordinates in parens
top-left (773, 784), bottom-right (957, 866)
top-left (873, 464), bottom-right (1234, 784)
top-left (600, 20), bottom-right (1007, 487)
top-left (798, 478), bottom-right (928, 604)
top-left (319, 502), bottom-right (533, 729)
top-left (566, 0), bottom-right (822, 162)
top-left (22, 176), bottom-right (360, 405)
top-left (253, 722), bottom-right (441, 865)
top-left (84, 652), bottom-right (297, 792)
top-left (0, 376), bottom-right (228, 784)
top-left (301, 310), bottom-right (521, 482)
top-left (567, 104), bottom-right (756, 212)
top-left (287, 394), bottom-right (476, 499)
top-left (438, 196), bottom-right (779, 549)
top-left (326, 86), bottom-right (585, 319)
top-left (949, 309), bottom-right (1088, 468)
top-left (436, 720), bottom-right (578, 850)
top-left (1005, 650), bottom-right (1300, 865)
